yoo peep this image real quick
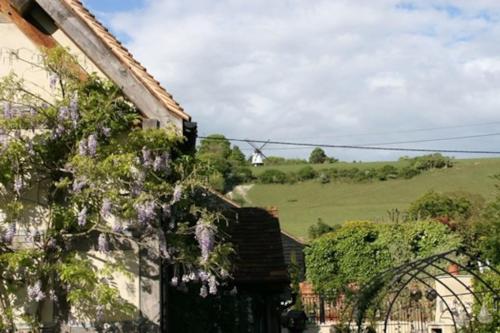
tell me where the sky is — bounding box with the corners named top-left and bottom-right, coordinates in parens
top-left (81, 0), bottom-right (500, 161)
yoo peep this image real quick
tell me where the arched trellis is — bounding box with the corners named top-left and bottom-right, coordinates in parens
top-left (344, 248), bottom-right (500, 333)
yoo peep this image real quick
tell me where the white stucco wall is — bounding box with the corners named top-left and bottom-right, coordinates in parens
top-left (0, 12), bottom-right (53, 100)
top-left (0, 10), bottom-right (144, 328)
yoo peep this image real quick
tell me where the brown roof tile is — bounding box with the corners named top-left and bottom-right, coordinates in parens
top-left (229, 208), bottom-right (289, 286)
top-left (61, 0), bottom-right (190, 121)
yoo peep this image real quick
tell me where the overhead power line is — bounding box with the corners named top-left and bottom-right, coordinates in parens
top-left (357, 132), bottom-right (500, 146)
top-left (274, 120), bottom-right (500, 141)
top-left (197, 136), bottom-right (500, 155)
top-left (237, 131), bottom-right (500, 151)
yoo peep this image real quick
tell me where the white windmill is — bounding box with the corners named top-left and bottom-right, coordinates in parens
top-left (247, 140), bottom-right (269, 166)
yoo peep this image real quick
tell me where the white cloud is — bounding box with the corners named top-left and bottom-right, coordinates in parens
top-left (367, 73), bottom-right (407, 94)
top-left (107, 0), bottom-right (500, 161)
top-left (464, 58), bottom-right (500, 76)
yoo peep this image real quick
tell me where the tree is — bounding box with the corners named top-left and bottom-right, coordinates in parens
top-left (197, 136), bottom-right (251, 191)
top-left (309, 147), bottom-right (328, 164)
top-left (197, 134), bottom-right (232, 175)
top-left (229, 146), bottom-right (246, 166)
top-left (0, 48), bottom-right (232, 330)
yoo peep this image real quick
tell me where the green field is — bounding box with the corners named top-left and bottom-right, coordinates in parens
top-left (245, 158), bottom-right (500, 240)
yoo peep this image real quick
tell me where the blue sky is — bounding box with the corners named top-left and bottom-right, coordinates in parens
top-left (81, 0), bottom-right (145, 42)
top-left (80, 1), bottom-right (500, 161)
top-left (82, 0), bottom-right (144, 13)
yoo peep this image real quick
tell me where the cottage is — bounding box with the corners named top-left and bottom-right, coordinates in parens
top-left (0, 0), bottom-right (197, 330)
top-left (0, 1), bottom-right (290, 332)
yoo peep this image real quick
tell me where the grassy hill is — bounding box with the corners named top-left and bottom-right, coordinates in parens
top-left (244, 158), bottom-right (500, 241)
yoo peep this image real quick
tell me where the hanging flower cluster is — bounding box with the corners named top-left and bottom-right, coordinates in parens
top-left (195, 219), bottom-right (215, 263)
top-left (0, 47), bottom-right (233, 329)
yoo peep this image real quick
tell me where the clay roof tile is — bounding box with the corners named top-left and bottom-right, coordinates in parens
top-left (61, 0), bottom-right (190, 120)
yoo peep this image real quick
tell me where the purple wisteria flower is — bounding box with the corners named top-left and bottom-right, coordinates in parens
top-left (112, 222), bottom-right (123, 233)
top-left (78, 139), bottom-right (87, 156)
top-left (29, 107), bottom-right (37, 117)
top-left (27, 281), bottom-right (45, 302)
top-left (161, 204), bottom-right (171, 219)
top-left (142, 147), bottom-right (152, 166)
top-left (49, 73), bottom-right (58, 90)
top-left (130, 168), bottom-right (145, 196)
top-left (208, 275), bottom-right (218, 295)
top-left (57, 106), bottom-right (69, 121)
top-left (26, 141), bottom-right (34, 156)
top-left (49, 289), bottom-right (58, 302)
top-left (3, 223), bottom-right (15, 243)
top-left (200, 285), bottom-right (208, 298)
top-left (69, 94), bottom-right (79, 127)
top-left (72, 178), bottom-right (86, 193)
top-left (87, 134), bottom-right (97, 156)
top-left (195, 220), bottom-right (215, 263)
top-left (54, 124), bottom-right (66, 138)
top-left (136, 170), bottom-right (146, 184)
top-left (3, 101), bottom-right (12, 119)
top-left (135, 201), bottom-right (156, 224)
top-left (100, 198), bottom-right (112, 217)
top-left (172, 184), bottom-right (182, 204)
top-left (188, 272), bottom-right (198, 281)
top-left (170, 276), bottom-right (178, 287)
top-left (96, 305), bottom-right (105, 321)
top-left (98, 233), bottom-right (109, 252)
top-left (153, 155), bottom-right (163, 172)
top-left (13, 175), bottom-right (23, 195)
top-left (77, 207), bottom-right (87, 226)
top-left (101, 127), bottom-right (111, 137)
top-left (198, 270), bottom-right (209, 282)
top-left (181, 274), bottom-right (190, 283)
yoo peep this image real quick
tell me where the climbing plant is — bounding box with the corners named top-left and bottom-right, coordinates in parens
top-left (305, 220), bottom-right (462, 299)
top-left (0, 48), bottom-right (232, 331)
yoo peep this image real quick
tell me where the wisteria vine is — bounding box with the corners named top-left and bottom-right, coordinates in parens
top-left (0, 48), bottom-right (233, 331)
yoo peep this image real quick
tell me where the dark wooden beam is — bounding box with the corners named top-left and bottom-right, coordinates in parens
top-left (10, 0), bottom-right (33, 15)
top-left (0, 0), bottom-right (55, 48)
top-left (35, 0), bottom-right (182, 129)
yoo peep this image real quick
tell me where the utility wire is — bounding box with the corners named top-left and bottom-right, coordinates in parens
top-left (274, 120), bottom-right (500, 141)
top-left (356, 132), bottom-right (500, 147)
top-left (197, 136), bottom-right (500, 155)
top-left (237, 132), bottom-right (500, 151)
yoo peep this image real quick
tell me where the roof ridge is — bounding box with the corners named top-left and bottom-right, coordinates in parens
top-left (61, 0), bottom-right (190, 120)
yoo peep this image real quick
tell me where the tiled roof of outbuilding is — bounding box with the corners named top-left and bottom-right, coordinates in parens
top-left (230, 208), bottom-right (289, 286)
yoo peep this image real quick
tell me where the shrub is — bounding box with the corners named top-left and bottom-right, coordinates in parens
top-left (258, 169), bottom-right (288, 184)
top-left (399, 166), bottom-right (421, 179)
top-left (308, 219), bottom-right (338, 239)
top-left (409, 153), bottom-right (453, 171)
top-left (325, 156), bottom-right (339, 164)
top-left (264, 156), bottom-right (307, 165)
top-left (208, 170), bottom-right (226, 192)
top-left (225, 166), bottom-right (254, 190)
top-left (318, 172), bottom-right (331, 184)
top-left (377, 165), bottom-right (399, 181)
top-left (297, 166), bottom-right (317, 181)
top-left (408, 191), bottom-right (473, 221)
